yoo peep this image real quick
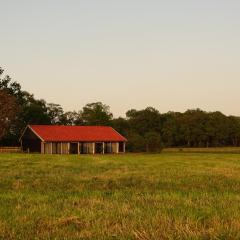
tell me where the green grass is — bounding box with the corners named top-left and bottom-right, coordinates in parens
top-left (162, 147), bottom-right (240, 153)
top-left (0, 153), bottom-right (240, 239)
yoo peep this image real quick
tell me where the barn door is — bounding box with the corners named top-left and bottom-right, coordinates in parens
top-left (70, 143), bottom-right (78, 154)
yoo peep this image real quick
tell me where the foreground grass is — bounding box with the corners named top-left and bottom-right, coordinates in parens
top-left (0, 153), bottom-right (240, 239)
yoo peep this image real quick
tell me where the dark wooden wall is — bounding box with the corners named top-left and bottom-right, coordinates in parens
top-left (22, 128), bottom-right (41, 153)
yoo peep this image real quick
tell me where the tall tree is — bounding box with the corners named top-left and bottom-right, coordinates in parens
top-left (60, 111), bottom-right (83, 125)
top-left (0, 90), bottom-right (19, 140)
top-left (126, 132), bottom-right (146, 152)
top-left (0, 67), bottom-right (24, 103)
top-left (81, 102), bottom-right (113, 125)
top-left (47, 103), bottom-right (64, 124)
top-left (0, 67), bottom-right (52, 144)
top-left (144, 131), bottom-right (163, 152)
top-left (161, 112), bottom-right (181, 147)
top-left (126, 107), bottom-right (162, 135)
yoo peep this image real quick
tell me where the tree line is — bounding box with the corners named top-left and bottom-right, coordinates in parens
top-left (1, 67), bottom-right (240, 152)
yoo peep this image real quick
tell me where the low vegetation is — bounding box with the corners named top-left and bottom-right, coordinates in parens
top-left (0, 153), bottom-right (240, 239)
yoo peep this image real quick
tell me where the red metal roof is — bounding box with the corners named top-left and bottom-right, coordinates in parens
top-left (28, 125), bottom-right (127, 142)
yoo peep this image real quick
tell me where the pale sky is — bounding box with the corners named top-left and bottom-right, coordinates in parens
top-left (1, 0), bottom-right (240, 117)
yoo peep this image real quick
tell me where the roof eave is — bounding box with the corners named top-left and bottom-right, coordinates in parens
top-left (19, 125), bottom-right (45, 142)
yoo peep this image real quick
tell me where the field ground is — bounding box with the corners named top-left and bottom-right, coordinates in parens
top-left (0, 153), bottom-right (240, 239)
top-left (162, 147), bottom-right (240, 153)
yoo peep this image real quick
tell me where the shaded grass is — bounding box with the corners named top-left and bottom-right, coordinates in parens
top-left (0, 153), bottom-right (240, 239)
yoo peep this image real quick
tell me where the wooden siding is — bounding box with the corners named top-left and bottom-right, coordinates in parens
top-left (62, 143), bottom-right (69, 154)
top-left (57, 143), bottom-right (61, 154)
top-left (44, 143), bottom-right (52, 154)
top-left (52, 143), bottom-right (57, 154)
top-left (40, 141), bottom-right (125, 154)
top-left (22, 127), bottom-right (41, 153)
top-left (111, 143), bottom-right (118, 153)
top-left (82, 142), bottom-right (93, 154)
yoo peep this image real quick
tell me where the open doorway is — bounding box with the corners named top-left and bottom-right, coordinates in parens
top-left (95, 142), bottom-right (103, 154)
top-left (70, 143), bottom-right (78, 154)
top-left (119, 142), bottom-right (124, 152)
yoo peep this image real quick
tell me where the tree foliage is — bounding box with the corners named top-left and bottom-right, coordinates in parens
top-left (0, 90), bottom-right (19, 139)
top-left (145, 131), bottom-right (163, 152)
top-left (81, 102), bottom-right (113, 125)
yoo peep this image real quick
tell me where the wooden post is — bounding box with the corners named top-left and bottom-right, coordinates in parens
top-left (110, 142), bottom-right (112, 154)
top-left (103, 142), bottom-right (105, 154)
top-left (78, 142), bottom-right (80, 154)
top-left (50, 142), bottom-right (53, 154)
top-left (60, 142), bottom-right (63, 155)
top-left (92, 142), bottom-right (95, 154)
top-left (41, 142), bottom-right (44, 154)
top-left (68, 143), bottom-right (70, 154)
top-left (116, 142), bottom-right (119, 154)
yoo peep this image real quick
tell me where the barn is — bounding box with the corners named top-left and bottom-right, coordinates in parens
top-left (20, 125), bottom-right (127, 154)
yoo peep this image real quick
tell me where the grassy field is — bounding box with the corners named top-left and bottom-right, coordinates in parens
top-left (162, 147), bottom-right (240, 153)
top-left (0, 153), bottom-right (240, 239)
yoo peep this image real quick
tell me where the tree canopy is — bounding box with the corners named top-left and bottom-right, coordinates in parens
top-left (81, 102), bottom-right (113, 126)
top-left (0, 90), bottom-right (19, 139)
